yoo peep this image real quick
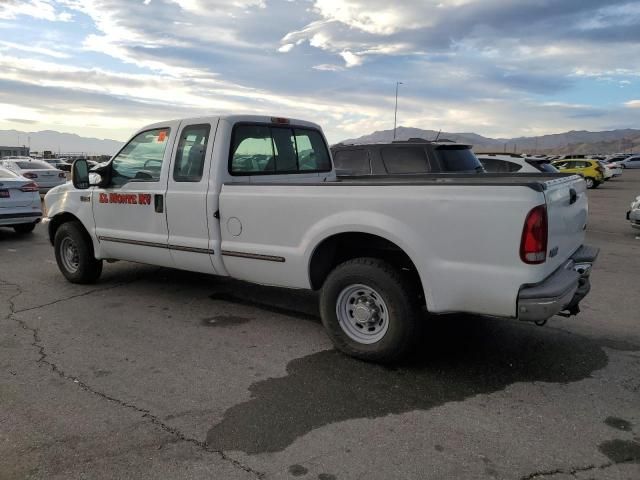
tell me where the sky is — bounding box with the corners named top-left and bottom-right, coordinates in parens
top-left (0, 0), bottom-right (639, 144)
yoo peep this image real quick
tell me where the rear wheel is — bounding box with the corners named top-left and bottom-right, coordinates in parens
top-left (13, 223), bottom-right (36, 234)
top-left (54, 222), bottom-right (103, 284)
top-left (319, 257), bottom-right (421, 363)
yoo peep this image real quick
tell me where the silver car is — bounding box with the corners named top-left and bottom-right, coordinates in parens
top-left (627, 195), bottom-right (640, 230)
top-left (613, 155), bottom-right (640, 169)
top-left (0, 165), bottom-right (42, 233)
top-left (0, 157), bottom-right (67, 193)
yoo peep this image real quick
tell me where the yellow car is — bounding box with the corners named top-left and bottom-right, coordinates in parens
top-left (551, 159), bottom-right (605, 189)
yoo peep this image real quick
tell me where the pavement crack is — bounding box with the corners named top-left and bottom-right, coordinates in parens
top-left (3, 277), bottom-right (264, 479)
top-left (519, 458), bottom-right (635, 479)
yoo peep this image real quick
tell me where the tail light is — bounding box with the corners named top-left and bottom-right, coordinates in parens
top-left (20, 182), bottom-right (39, 192)
top-left (23, 172), bottom-right (38, 179)
top-left (520, 205), bottom-right (548, 264)
top-left (58, 172), bottom-right (66, 178)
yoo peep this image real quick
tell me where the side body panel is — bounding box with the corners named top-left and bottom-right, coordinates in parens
top-left (218, 183), bottom-right (550, 317)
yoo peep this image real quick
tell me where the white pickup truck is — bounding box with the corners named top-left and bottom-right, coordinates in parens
top-left (44, 115), bottom-right (598, 362)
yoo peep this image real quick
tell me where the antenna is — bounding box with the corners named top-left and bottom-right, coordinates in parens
top-left (434, 129), bottom-right (442, 142)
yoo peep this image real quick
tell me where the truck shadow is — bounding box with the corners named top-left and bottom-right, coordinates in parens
top-left (204, 284), bottom-right (615, 455)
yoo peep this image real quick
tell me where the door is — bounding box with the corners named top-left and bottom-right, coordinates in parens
top-left (165, 121), bottom-right (219, 274)
top-left (93, 123), bottom-right (180, 267)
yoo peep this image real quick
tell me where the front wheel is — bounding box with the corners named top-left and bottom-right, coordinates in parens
top-left (54, 222), bottom-right (103, 284)
top-left (320, 257), bottom-right (421, 363)
top-left (585, 177), bottom-right (595, 189)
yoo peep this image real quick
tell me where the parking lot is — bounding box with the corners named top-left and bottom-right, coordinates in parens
top-left (1, 172), bottom-right (639, 480)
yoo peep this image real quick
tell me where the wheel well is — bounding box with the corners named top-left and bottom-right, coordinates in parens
top-left (48, 213), bottom-right (83, 245)
top-left (309, 232), bottom-right (424, 298)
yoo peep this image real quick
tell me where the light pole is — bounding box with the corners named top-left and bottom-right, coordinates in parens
top-left (393, 81), bottom-right (403, 140)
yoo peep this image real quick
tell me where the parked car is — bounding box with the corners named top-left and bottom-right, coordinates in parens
top-left (598, 160), bottom-right (622, 180)
top-left (0, 158), bottom-right (67, 193)
top-left (44, 115), bottom-right (598, 362)
top-left (611, 155), bottom-right (640, 169)
top-left (627, 195), bottom-right (640, 230)
top-left (331, 138), bottom-right (484, 176)
top-left (0, 165), bottom-right (42, 233)
top-left (478, 154), bottom-right (559, 173)
top-left (552, 159), bottom-right (605, 188)
top-left (45, 158), bottom-right (72, 172)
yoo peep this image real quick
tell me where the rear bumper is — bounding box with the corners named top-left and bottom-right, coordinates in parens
top-left (0, 211), bottom-right (42, 226)
top-left (517, 245), bottom-right (599, 323)
top-left (628, 209), bottom-right (640, 229)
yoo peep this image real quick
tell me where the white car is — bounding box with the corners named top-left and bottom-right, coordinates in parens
top-left (0, 165), bottom-right (42, 233)
top-left (0, 157), bottom-right (67, 193)
top-left (44, 115), bottom-right (598, 362)
top-left (628, 195), bottom-right (640, 230)
top-left (599, 160), bottom-right (622, 179)
top-left (478, 154), bottom-right (560, 173)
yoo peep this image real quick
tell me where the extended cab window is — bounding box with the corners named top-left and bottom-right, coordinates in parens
top-left (480, 158), bottom-right (521, 173)
top-left (230, 124), bottom-right (330, 175)
top-left (381, 147), bottom-right (429, 174)
top-left (174, 124), bottom-right (210, 182)
top-left (112, 128), bottom-right (170, 185)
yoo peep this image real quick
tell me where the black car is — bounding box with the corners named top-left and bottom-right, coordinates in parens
top-left (331, 138), bottom-right (484, 177)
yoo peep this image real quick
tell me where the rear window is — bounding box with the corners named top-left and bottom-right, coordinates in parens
top-left (14, 160), bottom-right (55, 170)
top-left (333, 149), bottom-right (370, 175)
top-left (529, 161), bottom-right (559, 173)
top-left (435, 147), bottom-right (482, 171)
top-left (0, 166), bottom-right (19, 177)
top-left (381, 146), bottom-right (430, 174)
top-left (230, 125), bottom-right (331, 175)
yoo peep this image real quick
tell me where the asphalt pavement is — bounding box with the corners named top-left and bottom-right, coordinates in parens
top-left (1, 171), bottom-right (639, 480)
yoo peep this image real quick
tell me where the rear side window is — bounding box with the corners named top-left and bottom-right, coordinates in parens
top-left (528, 161), bottom-right (559, 173)
top-left (381, 147), bottom-right (429, 174)
top-left (173, 124), bottom-right (210, 182)
top-left (230, 125), bottom-right (331, 175)
top-left (480, 158), bottom-right (522, 173)
top-left (435, 147), bottom-right (482, 172)
top-left (333, 149), bottom-right (371, 175)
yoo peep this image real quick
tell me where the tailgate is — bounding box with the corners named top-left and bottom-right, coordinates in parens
top-left (543, 175), bottom-right (588, 273)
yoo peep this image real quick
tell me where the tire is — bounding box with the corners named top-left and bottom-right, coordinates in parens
top-left (54, 221), bottom-right (103, 284)
top-left (584, 177), bottom-right (595, 189)
top-left (592, 180), bottom-right (601, 189)
top-left (319, 257), bottom-right (421, 363)
top-left (13, 223), bottom-right (36, 234)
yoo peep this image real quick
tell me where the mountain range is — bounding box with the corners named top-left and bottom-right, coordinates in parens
top-left (0, 129), bottom-right (123, 156)
top-left (341, 127), bottom-right (640, 155)
top-left (0, 127), bottom-right (638, 157)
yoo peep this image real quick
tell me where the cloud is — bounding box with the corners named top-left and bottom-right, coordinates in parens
top-left (0, 0), bottom-right (639, 144)
top-left (0, 0), bottom-right (72, 21)
top-left (626, 100), bottom-right (640, 108)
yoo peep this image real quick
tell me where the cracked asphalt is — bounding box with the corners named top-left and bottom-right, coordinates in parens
top-left (2, 172), bottom-right (640, 480)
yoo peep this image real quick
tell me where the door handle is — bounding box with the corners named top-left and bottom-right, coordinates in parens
top-left (154, 194), bottom-right (164, 213)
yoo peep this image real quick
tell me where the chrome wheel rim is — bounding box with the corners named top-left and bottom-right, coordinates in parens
top-left (60, 237), bottom-right (79, 273)
top-left (336, 284), bottom-right (389, 344)
top-left (585, 178), bottom-right (594, 188)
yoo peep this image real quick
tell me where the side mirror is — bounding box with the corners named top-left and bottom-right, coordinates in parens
top-left (72, 158), bottom-right (90, 189)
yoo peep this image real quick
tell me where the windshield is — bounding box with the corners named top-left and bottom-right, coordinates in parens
top-left (435, 146), bottom-right (483, 172)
